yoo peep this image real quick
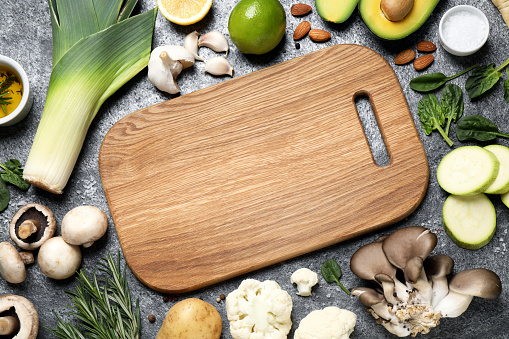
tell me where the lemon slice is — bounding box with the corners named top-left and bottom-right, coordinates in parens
top-left (158, 0), bottom-right (213, 25)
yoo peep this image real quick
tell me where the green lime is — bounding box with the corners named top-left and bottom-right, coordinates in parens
top-left (228, 0), bottom-right (286, 55)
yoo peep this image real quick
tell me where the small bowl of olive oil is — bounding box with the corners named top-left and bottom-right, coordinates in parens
top-left (0, 55), bottom-right (33, 126)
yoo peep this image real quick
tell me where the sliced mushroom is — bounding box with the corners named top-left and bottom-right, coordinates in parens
top-left (424, 254), bottom-right (454, 307)
top-left (9, 203), bottom-right (56, 250)
top-left (0, 294), bottom-right (38, 338)
top-left (434, 268), bottom-right (502, 318)
top-left (38, 237), bottom-right (81, 280)
top-left (0, 242), bottom-right (33, 284)
top-left (61, 206), bottom-right (108, 248)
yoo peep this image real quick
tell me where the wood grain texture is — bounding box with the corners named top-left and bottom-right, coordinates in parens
top-left (99, 44), bottom-right (429, 293)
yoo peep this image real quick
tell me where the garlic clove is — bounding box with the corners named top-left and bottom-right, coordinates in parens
top-left (148, 45), bottom-right (195, 94)
top-left (204, 57), bottom-right (234, 77)
top-left (198, 31), bottom-right (229, 55)
top-left (184, 31), bottom-right (204, 62)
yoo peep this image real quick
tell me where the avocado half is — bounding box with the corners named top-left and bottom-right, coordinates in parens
top-left (315, 0), bottom-right (359, 23)
top-left (359, 0), bottom-right (441, 40)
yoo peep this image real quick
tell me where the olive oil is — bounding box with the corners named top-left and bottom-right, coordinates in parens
top-left (0, 65), bottom-right (23, 118)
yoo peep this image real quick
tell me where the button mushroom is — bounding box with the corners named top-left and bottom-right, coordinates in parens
top-left (61, 206), bottom-right (108, 248)
top-left (0, 295), bottom-right (38, 338)
top-left (9, 203), bottom-right (56, 250)
top-left (0, 242), bottom-right (34, 284)
top-left (38, 236), bottom-right (81, 280)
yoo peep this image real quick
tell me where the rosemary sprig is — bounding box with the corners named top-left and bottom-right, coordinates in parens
top-left (46, 252), bottom-right (141, 339)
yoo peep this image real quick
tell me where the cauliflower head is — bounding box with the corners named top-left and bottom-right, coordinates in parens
top-left (290, 268), bottom-right (319, 296)
top-left (294, 306), bottom-right (357, 339)
top-left (226, 279), bottom-right (293, 339)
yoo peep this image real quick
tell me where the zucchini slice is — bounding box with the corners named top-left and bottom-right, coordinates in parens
top-left (437, 146), bottom-right (499, 195)
top-left (443, 193), bottom-right (496, 250)
top-left (502, 191), bottom-right (509, 208)
top-left (484, 145), bottom-right (509, 194)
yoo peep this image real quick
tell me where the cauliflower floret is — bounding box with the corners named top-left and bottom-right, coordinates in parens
top-left (294, 306), bottom-right (357, 339)
top-left (290, 268), bottom-right (319, 296)
top-left (226, 279), bottom-right (293, 339)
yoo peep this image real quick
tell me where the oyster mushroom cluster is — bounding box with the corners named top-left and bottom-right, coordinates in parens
top-left (350, 226), bottom-right (502, 337)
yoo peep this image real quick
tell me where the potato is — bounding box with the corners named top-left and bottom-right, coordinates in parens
top-left (156, 298), bottom-right (222, 339)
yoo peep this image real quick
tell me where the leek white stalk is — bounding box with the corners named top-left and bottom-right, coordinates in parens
top-left (23, 0), bottom-right (157, 194)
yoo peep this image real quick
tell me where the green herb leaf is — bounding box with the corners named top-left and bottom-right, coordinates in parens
top-left (456, 115), bottom-right (509, 141)
top-left (417, 94), bottom-right (454, 147)
top-left (0, 178), bottom-right (9, 212)
top-left (465, 64), bottom-right (502, 100)
top-left (410, 64), bottom-right (478, 93)
top-left (0, 159), bottom-right (30, 190)
top-left (441, 84), bottom-right (464, 136)
top-left (504, 69), bottom-right (509, 103)
top-left (321, 259), bottom-right (350, 295)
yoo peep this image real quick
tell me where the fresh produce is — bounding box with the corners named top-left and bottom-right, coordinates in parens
top-left (0, 241), bottom-right (34, 284)
top-left (290, 268), bottom-right (319, 296)
top-left (443, 193), bottom-right (496, 249)
top-left (157, 0), bottom-right (213, 25)
top-left (465, 57), bottom-right (509, 100)
top-left (294, 307), bottom-right (357, 339)
top-left (228, 0), bottom-right (286, 54)
top-left (441, 84), bottom-right (464, 135)
top-left (204, 57), bottom-right (234, 76)
top-left (0, 68), bottom-right (21, 117)
top-left (350, 226), bottom-right (502, 337)
top-left (410, 64), bottom-right (478, 92)
top-left (502, 191), bottom-right (509, 207)
top-left (456, 115), bottom-right (509, 141)
top-left (320, 259), bottom-right (350, 295)
top-left (148, 46), bottom-right (195, 95)
top-left (37, 236), bottom-right (82, 280)
top-left (9, 203), bottom-right (56, 250)
top-left (505, 69), bottom-right (509, 102)
top-left (61, 205), bottom-right (108, 248)
top-left (225, 279), bottom-right (292, 338)
top-left (198, 31), bottom-right (230, 55)
top-left (0, 159), bottom-right (30, 212)
top-left (315, 0), bottom-right (358, 23)
top-left (156, 298), bottom-right (222, 339)
top-left (0, 295), bottom-right (38, 338)
top-left (491, 0), bottom-right (509, 28)
top-left (184, 31), bottom-right (204, 61)
top-left (358, 0), bottom-right (441, 40)
top-left (437, 146), bottom-right (499, 195)
top-left (22, 0), bottom-right (157, 194)
top-left (47, 253), bottom-right (141, 339)
top-left (484, 145), bottom-right (509, 194)
top-left (417, 94), bottom-right (454, 146)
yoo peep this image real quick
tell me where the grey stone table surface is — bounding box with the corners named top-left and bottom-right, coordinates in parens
top-left (1, 0), bottom-right (508, 338)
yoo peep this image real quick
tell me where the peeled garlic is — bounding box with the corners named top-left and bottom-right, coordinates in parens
top-left (184, 31), bottom-right (204, 61)
top-left (198, 31), bottom-right (229, 55)
top-left (204, 56), bottom-right (233, 77)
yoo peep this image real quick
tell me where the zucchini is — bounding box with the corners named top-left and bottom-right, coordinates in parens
top-left (437, 146), bottom-right (499, 195)
top-left (443, 193), bottom-right (496, 249)
top-left (484, 145), bottom-right (509, 194)
top-left (502, 191), bottom-right (509, 208)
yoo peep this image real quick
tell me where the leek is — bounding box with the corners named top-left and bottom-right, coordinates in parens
top-left (23, 0), bottom-right (157, 194)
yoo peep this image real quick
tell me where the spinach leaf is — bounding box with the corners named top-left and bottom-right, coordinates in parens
top-left (321, 259), bottom-right (350, 295)
top-left (441, 84), bottom-right (464, 136)
top-left (417, 94), bottom-right (454, 146)
top-left (456, 115), bottom-right (509, 141)
top-left (504, 69), bottom-right (509, 103)
top-left (0, 159), bottom-right (30, 191)
top-left (0, 178), bottom-right (9, 212)
top-left (410, 64), bottom-right (478, 93)
top-left (466, 58), bottom-right (509, 100)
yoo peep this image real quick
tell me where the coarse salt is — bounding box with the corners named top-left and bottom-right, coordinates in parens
top-left (442, 10), bottom-right (487, 52)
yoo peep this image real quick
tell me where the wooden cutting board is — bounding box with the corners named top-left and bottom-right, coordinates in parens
top-left (99, 44), bottom-right (429, 293)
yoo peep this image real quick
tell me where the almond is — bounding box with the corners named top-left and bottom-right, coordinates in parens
top-left (417, 41), bottom-right (437, 52)
top-left (293, 21), bottom-right (311, 40)
top-left (309, 29), bottom-right (331, 42)
top-left (291, 3), bottom-right (312, 16)
top-left (413, 54), bottom-right (434, 71)
top-left (394, 49), bottom-right (416, 65)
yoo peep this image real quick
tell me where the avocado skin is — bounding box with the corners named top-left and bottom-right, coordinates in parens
top-left (359, 0), bottom-right (441, 40)
top-left (315, 0), bottom-right (359, 23)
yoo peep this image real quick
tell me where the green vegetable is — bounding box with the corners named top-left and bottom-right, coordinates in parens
top-left (417, 94), bottom-right (454, 147)
top-left (47, 252), bottom-right (141, 339)
top-left (465, 58), bottom-right (509, 100)
top-left (0, 159), bottom-right (30, 190)
top-left (321, 259), bottom-right (350, 295)
top-left (504, 69), bottom-right (509, 103)
top-left (0, 178), bottom-right (9, 212)
top-left (409, 64), bottom-right (478, 93)
top-left (23, 0), bottom-right (157, 194)
top-left (440, 84), bottom-right (464, 136)
top-left (0, 74), bottom-right (16, 114)
top-left (455, 115), bottom-right (509, 142)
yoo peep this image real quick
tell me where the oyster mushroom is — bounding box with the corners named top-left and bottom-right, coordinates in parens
top-left (147, 45), bottom-right (195, 94)
top-left (38, 236), bottom-right (81, 280)
top-left (0, 242), bottom-right (34, 284)
top-left (434, 268), bottom-right (502, 318)
top-left (9, 203), bottom-right (56, 250)
top-left (0, 295), bottom-right (38, 338)
top-left (424, 254), bottom-right (454, 307)
top-left (61, 206), bottom-right (108, 248)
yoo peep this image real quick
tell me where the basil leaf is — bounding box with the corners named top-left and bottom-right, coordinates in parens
top-left (441, 84), bottom-right (464, 135)
top-left (321, 259), bottom-right (350, 295)
top-left (410, 64), bottom-right (478, 93)
top-left (456, 115), bottom-right (509, 141)
top-left (0, 178), bottom-right (9, 212)
top-left (504, 69), bottom-right (509, 103)
top-left (466, 64), bottom-right (503, 100)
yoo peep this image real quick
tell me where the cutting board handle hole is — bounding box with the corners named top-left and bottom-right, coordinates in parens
top-left (354, 95), bottom-right (390, 167)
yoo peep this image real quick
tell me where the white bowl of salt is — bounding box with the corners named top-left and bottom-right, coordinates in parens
top-left (439, 5), bottom-right (489, 56)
